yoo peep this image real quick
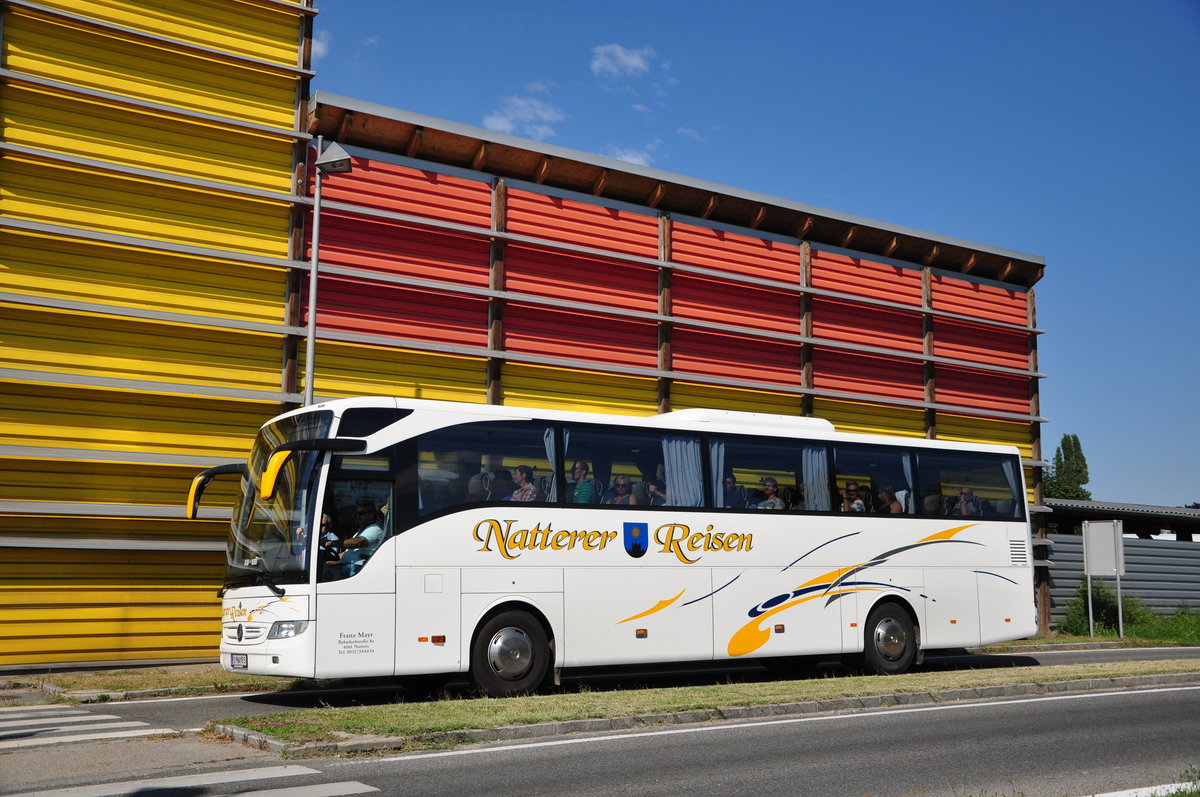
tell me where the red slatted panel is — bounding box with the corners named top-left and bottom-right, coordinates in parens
top-left (317, 156), bottom-right (492, 228)
top-left (310, 275), bottom-right (488, 347)
top-left (933, 320), bottom-right (1029, 369)
top-left (670, 223), bottom-right (801, 284)
top-left (811, 299), bottom-right (923, 353)
top-left (504, 246), bottom-right (658, 313)
top-left (811, 349), bottom-right (924, 402)
top-left (314, 212), bottom-right (490, 288)
top-left (810, 250), bottom-right (923, 306)
top-left (930, 274), bottom-right (1029, 325)
top-left (506, 190), bottom-right (659, 258)
top-left (503, 305), bottom-right (658, 369)
top-left (934, 365), bottom-right (1030, 414)
top-left (671, 274), bottom-right (801, 335)
top-left (671, 328), bottom-right (801, 387)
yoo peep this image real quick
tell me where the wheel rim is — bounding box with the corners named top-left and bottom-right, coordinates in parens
top-left (486, 626), bottom-right (534, 680)
top-left (872, 616), bottom-right (908, 662)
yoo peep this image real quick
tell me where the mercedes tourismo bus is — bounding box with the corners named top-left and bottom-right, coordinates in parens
top-left (188, 397), bottom-right (1036, 696)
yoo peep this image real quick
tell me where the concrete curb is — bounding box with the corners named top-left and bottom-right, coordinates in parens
top-left (212, 671), bottom-right (1200, 759)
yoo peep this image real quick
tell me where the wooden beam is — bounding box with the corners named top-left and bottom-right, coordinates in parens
top-left (840, 225), bottom-right (857, 249)
top-left (647, 182), bottom-right (665, 208)
top-left (405, 126), bottom-right (424, 157)
top-left (334, 110), bottom-right (354, 142)
top-left (700, 194), bottom-right (718, 219)
top-left (922, 244), bottom-right (940, 266)
top-left (798, 216), bottom-right (813, 239)
top-left (533, 155), bottom-right (551, 184)
top-left (750, 205), bottom-right (766, 229)
top-left (471, 141), bottom-right (488, 172)
top-left (883, 235), bottom-right (898, 258)
top-left (592, 169), bottom-right (608, 195)
top-left (961, 253), bottom-right (977, 274)
top-left (999, 260), bottom-right (1015, 283)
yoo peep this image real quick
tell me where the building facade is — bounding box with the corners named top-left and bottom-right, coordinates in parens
top-left (0, 0), bottom-right (1045, 668)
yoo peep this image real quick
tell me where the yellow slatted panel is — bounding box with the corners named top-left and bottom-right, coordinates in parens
top-left (0, 515), bottom-right (229, 543)
top-left (0, 382), bottom-right (268, 459)
top-left (0, 548), bottom-right (221, 665)
top-left (0, 156), bottom-right (290, 257)
top-left (0, 230), bottom-right (286, 325)
top-left (935, 413), bottom-right (1035, 460)
top-left (32, 0), bottom-right (305, 66)
top-left (813, 398), bottom-right (928, 438)
top-left (1, 305), bottom-right (285, 394)
top-left (0, 84), bottom-right (295, 193)
top-left (0, 458), bottom-right (237, 509)
top-left (3, 7), bottom-right (297, 129)
top-left (309, 342), bottom-right (489, 404)
top-left (671, 382), bottom-right (803, 415)
top-left (501, 364), bottom-right (657, 415)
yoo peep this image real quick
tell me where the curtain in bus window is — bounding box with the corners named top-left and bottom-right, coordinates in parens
top-left (543, 426), bottom-right (558, 501)
top-left (662, 435), bottom-right (703, 507)
top-left (1000, 458), bottom-right (1021, 518)
top-left (897, 455), bottom-right (916, 514)
top-left (801, 444), bottom-right (831, 511)
top-left (708, 439), bottom-right (726, 507)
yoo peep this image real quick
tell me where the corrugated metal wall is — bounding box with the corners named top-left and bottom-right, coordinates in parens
top-left (0, 0), bottom-right (312, 667)
top-left (0, 1), bottom-right (1043, 668)
top-left (1047, 535), bottom-right (1200, 626)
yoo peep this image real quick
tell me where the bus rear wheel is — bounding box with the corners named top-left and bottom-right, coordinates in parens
top-left (863, 601), bottom-right (916, 675)
top-left (471, 610), bottom-right (550, 697)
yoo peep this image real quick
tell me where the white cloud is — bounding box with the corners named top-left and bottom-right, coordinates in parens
top-left (677, 127), bottom-right (706, 141)
top-left (632, 103), bottom-right (650, 114)
top-left (362, 35), bottom-right (379, 47)
top-left (483, 95), bottom-right (565, 141)
top-left (605, 141), bottom-right (659, 167)
top-left (525, 80), bottom-right (556, 94)
top-left (591, 44), bottom-right (656, 78)
top-left (312, 29), bottom-right (331, 63)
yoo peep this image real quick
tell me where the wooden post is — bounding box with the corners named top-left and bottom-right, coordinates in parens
top-left (487, 178), bottom-right (506, 405)
top-left (657, 214), bottom-right (672, 414)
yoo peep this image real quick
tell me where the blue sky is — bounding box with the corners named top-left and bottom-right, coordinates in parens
top-left (310, 1), bottom-right (1200, 507)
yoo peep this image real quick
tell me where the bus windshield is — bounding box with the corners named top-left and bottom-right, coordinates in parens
top-left (226, 410), bottom-right (333, 589)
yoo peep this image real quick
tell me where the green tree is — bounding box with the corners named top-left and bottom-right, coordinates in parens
top-left (1044, 433), bottom-right (1092, 500)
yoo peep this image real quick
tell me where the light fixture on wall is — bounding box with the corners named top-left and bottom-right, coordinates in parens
top-left (304, 137), bottom-right (354, 406)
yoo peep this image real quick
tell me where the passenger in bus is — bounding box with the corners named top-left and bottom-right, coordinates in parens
top-left (509, 465), bottom-right (539, 502)
top-left (841, 482), bottom-right (866, 512)
top-left (755, 478), bottom-right (786, 510)
top-left (877, 486), bottom-right (904, 514)
top-left (490, 469), bottom-right (515, 501)
top-left (946, 486), bottom-right (983, 517)
top-left (791, 484), bottom-right (807, 511)
top-left (570, 461), bottom-right (596, 503)
top-left (604, 475), bottom-right (639, 505)
top-left (722, 474), bottom-right (744, 508)
top-left (646, 479), bottom-right (667, 506)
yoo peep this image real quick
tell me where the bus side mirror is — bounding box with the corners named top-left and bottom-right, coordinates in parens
top-left (187, 463), bottom-right (246, 519)
top-left (258, 438), bottom-right (369, 502)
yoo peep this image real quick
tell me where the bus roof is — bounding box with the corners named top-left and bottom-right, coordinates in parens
top-left (282, 396), bottom-right (1024, 457)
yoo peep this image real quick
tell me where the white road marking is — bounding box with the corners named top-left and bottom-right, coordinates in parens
top-left (5, 764), bottom-right (322, 797)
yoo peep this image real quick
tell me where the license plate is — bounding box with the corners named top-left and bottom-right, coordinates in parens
top-left (230, 653), bottom-right (248, 669)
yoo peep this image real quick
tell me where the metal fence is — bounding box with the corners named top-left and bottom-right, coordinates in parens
top-left (1047, 534), bottom-right (1200, 627)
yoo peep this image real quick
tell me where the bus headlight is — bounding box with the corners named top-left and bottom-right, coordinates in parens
top-left (267, 620), bottom-right (310, 639)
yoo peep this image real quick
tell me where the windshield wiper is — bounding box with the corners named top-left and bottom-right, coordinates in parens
top-left (218, 572), bottom-right (286, 598)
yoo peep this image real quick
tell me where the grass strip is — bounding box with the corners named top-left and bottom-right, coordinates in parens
top-left (228, 659), bottom-right (1200, 744)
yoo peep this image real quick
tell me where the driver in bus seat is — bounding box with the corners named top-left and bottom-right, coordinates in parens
top-left (336, 500), bottom-right (386, 574)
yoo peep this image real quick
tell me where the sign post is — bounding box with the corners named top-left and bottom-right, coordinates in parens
top-left (1082, 519), bottom-right (1125, 638)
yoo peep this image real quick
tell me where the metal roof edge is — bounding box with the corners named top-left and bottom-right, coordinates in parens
top-left (310, 92), bottom-right (1045, 269)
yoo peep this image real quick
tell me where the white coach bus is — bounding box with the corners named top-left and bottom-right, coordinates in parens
top-left (188, 397), bottom-right (1036, 696)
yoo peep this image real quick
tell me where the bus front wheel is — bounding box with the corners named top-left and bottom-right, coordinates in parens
top-left (863, 601), bottom-right (916, 675)
top-left (471, 610), bottom-right (550, 697)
